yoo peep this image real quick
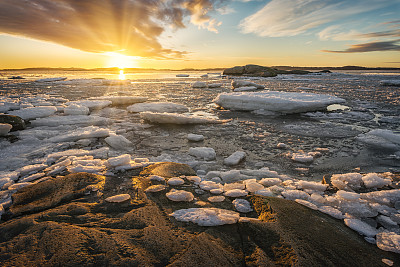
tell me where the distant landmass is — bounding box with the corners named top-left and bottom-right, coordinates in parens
top-left (1, 66), bottom-right (399, 72)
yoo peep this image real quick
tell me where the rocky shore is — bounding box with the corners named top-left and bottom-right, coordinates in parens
top-left (1, 163), bottom-right (399, 266)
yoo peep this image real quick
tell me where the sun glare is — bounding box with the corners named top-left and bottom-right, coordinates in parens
top-left (118, 69), bottom-right (126, 80)
top-left (106, 52), bottom-right (139, 69)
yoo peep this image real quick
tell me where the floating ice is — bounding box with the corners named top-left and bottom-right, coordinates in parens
top-left (187, 134), bottom-right (204, 142)
top-left (127, 102), bottom-right (189, 113)
top-left (214, 91), bottom-right (345, 114)
top-left (233, 86), bottom-right (258, 92)
top-left (337, 190), bottom-right (360, 201)
top-left (298, 181), bottom-right (327, 192)
top-left (291, 153), bottom-right (314, 163)
top-left (48, 126), bottom-right (110, 142)
top-left (66, 100), bottom-right (112, 111)
top-left (231, 80), bottom-right (264, 89)
top-left (170, 208), bottom-right (240, 226)
top-left (377, 232), bottom-right (400, 253)
top-left (105, 194), bottom-right (131, 203)
top-left (295, 199), bottom-right (318, 210)
top-left (64, 104), bottom-right (89, 115)
top-left (339, 200), bottom-right (378, 218)
top-left (282, 190), bottom-right (309, 200)
top-left (8, 182), bottom-right (32, 191)
top-left (192, 81), bottom-right (207, 88)
top-left (224, 151), bottom-right (246, 166)
top-left (90, 96), bottom-right (147, 105)
top-left (47, 147), bottom-right (109, 161)
top-left (245, 181), bottom-right (264, 193)
top-left (208, 83), bottom-right (222, 88)
top-left (362, 173), bottom-right (392, 189)
top-left (104, 134), bottom-right (132, 150)
top-left (210, 188), bottom-right (224, 194)
top-left (361, 189), bottom-right (400, 206)
top-left (259, 178), bottom-right (281, 187)
top-left (233, 199), bottom-right (253, 213)
top-left (318, 206), bottom-right (344, 219)
top-left (344, 218), bottom-right (379, 237)
top-left (0, 123), bottom-right (12, 136)
top-left (31, 115), bottom-right (110, 127)
top-left (20, 172), bottom-right (45, 183)
top-left (224, 183), bottom-right (245, 191)
top-left (168, 177), bottom-right (185, 186)
top-left (17, 164), bottom-right (47, 177)
top-left (9, 106), bottom-right (57, 120)
top-left (357, 129), bottom-right (400, 151)
top-left (106, 154), bottom-right (131, 168)
top-left (185, 176), bottom-right (201, 184)
top-left (331, 173), bottom-right (363, 191)
top-left (149, 175), bottom-right (165, 182)
top-left (145, 184), bottom-right (167, 193)
top-left (208, 196), bottom-right (225, 202)
top-left (254, 188), bottom-right (275, 197)
top-left (200, 181), bottom-right (222, 191)
top-left (166, 189), bottom-right (194, 202)
top-left (188, 147), bottom-right (216, 161)
top-left (140, 112), bottom-right (226, 124)
top-left (380, 80), bottom-right (400, 86)
top-left (224, 189), bottom-right (248, 197)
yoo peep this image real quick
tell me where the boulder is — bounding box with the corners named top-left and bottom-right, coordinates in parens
top-left (0, 114), bottom-right (26, 131)
top-left (223, 66), bottom-right (245, 75)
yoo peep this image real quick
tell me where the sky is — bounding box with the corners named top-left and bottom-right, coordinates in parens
top-left (0, 0), bottom-right (399, 69)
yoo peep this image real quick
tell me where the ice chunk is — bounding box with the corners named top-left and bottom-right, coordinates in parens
top-left (377, 232), bottom-right (400, 253)
top-left (187, 134), bottom-right (204, 142)
top-left (106, 154), bottom-right (131, 168)
top-left (188, 147), bottom-right (216, 160)
top-left (140, 112), bottom-right (227, 124)
top-left (145, 184), bottom-right (167, 193)
top-left (382, 258), bottom-right (394, 266)
top-left (380, 80), bottom-right (400, 86)
top-left (185, 176), bottom-right (201, 184)
top-left (224, 182), bottom-right (245, 191)
top-left (9, 106), bottom-right (57, 120)
top-left (66, 100), bottom-right (111, 111)
top-left (200, 181), bottom-right (222, 191)
top-left (233, 199), bottom-right (253, 213)
top-left (48, 126), bottom-right (110, 142)
top-left (245, 182), bottom-right (264, 193)
top-left (362, 173), bottom-right (392, 188)
top-left (31, 115), bottom-right (110, 127)
top-left (20, 172), bottom-right (45, 183)
top-left (0, 123), bottom-right (12, 136)
top-left (170, 208), bottom-right (240, 226)
top-left (298, 180), bottom-right (327, 192)
top-left (282, 190), bottom-right (309, 200)
top-left (90, 96), bottom-right (147, 105)
top-left (166, 189), bottom-right (194, 202)
top-left (208, 83), bottom-right (222, 88)
top-left (192, 81), bottom-right (207, 88)
top-left (331, 173), bottom-right (363, 191)
top-left (295, 199), bottom-right (318, 210)
top-left (336, 190), bottom-right (360, 201)
top-left (254, 188), bottom-right (275, 197)
top-left (64, 103), bottom-right (89, 115)
top-left (168, 177), bottom-right (185, 186)
top-left (231, 80), bottom-right (264, 89)
top-left (210, 188), bottom-right (223, 194)
top-left (68, 164), bottom-right (104, 174)
top-left (361, 189), bottom-right (400, 206)
top-left (291, 153), bottom-right (314, 163)
top-left (8, 182), bottom-right (32, 191)
top-left (47, 147), bottom-right (109, 161)
top-left (318, 206), bottom-right (344, 219)
top-left (105, 194), bottom-right (131, 203)
top-left (224, 151), bottom-right (246, 166)
top-left (213, 91), bottom-right (345, 114)
top-left (104, 134), bottom-right (132, 150)
top-left (127, 102), bottom-right (189, 113)
top-left (224, 189), bottom-right (248, 197)
top-left (208, 196), bottom-right (225, 202)
top-left (357, 129), bottom-right (400, 151)
top-left (344, 218), bottom-right (379, 237)
top-left (240, 167), bottom-right (281, 178)
top-left (17, 164), bottom-right (47, 176)
top-left (233, 86), bottom-right (257, 92)
top-left (339, 200), bottom-right (378, 218)
top-left (259, 178), bottom-right (281, 187)
top-left (377, 215), bottom-right (398, 229)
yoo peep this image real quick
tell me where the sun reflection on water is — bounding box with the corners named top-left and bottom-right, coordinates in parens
top-left (119, 69), bottom-right (126, 80)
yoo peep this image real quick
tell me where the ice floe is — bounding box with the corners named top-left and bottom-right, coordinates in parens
top-left (90, 96), bottom-right (147, 105)
top-left (127, 102), bottom-right (189, 113)
top-left (224, 151), bottom-right (246, 166)
top-left (166, 189), bottom-right (194, 202)
top-left (170, 208), bottom-right (240, 226)
top-left (192, 81), bottom-right (207, 88)
top-left (9, 106), bottom-right (57, 120)
top-left (140, 112), bottom-right (227, 124)
top-left (105, 194), bottom-right (131, 203)
top-left (213, 91), bottom-right (345, 114)
top-left (66, 100), bottom-right (112, 111)
top-left (104, 134), bottom-right (132, 150)
top-left (167, 177), bottom-right (185, 186)
top-left (31, 115), bottom-right (110, 127)
top-left (357, 129), bottom-right (400, 151)
top-left (187, 134), bottom-right (204, 142)
top-left (377, 232), bottom-right (400, 253)
top-left (64, 104), bottom-right (90, 115)
top-left (188, 147), bottom-right (216, 160)
top-left (232, 199), bottom-right (252, 213)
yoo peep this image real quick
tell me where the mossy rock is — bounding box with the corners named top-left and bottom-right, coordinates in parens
top-left (140, 162), bottom-right (196, 178)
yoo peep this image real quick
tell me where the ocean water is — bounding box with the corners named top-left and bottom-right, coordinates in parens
top-left (0, 69), bottom-right (399, 181)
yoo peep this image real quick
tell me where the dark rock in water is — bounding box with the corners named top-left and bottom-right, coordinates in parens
top-left (276, 69), bottom-right (311, 75)
top-left (0, 114), bottom-right (26, 131)
top-left (319, 69), bottom-right (332, 73)
top-left (8, 76), bottom-right (24, 80)
top-left (0, 167), bottom-right (399, 266)
top-left (224, 64), bottom-right (277, 77)
top-left (223, 66), bottom-right (245, 75)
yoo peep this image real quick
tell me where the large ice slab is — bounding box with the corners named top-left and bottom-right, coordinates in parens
top-left (140, 112), bottom-right (227, 124)
top-left (127, 102), bottom-right (189, 113)
top-left (66, 100), bottom-right (112, 111)
top-left (9, 106), bottom-right (57, 120)
top-left (47, 126), bottom-right (110, 142)
top-left (357, 129), bottom-right (400, 151)
top-left (170, 208), bottom-right (240, 226)
top-left (31, 115), bottom-right (110, 127)
top-left (213, 91), bottom-right (345, 114)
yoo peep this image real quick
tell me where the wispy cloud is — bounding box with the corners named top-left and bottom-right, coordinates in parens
top-left (240, 0), bottom-right (394, 37)
top-left (322, 40), bottom-right (400, 53)
top-left (0, 0), bottom-right (224, 58)
top-left (217, 6), bottom-right (236, 15)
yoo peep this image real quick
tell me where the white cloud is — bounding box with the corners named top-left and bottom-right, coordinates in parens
top-left (240, 0), bottom-right (394, 37)
top-left (318, 25), bottom-right (362, 41)
top-left (217, 6), bottom-right (236, 15)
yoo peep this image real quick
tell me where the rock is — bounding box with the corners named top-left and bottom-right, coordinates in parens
top-left (187, 134), bottom-right (204, 142)
top-left (188, 147), bottom-right (216, 160)
top-left (0, 114), bottom-right (26, 131)
top-left (223, 66), bottom-right (245, 75)
top-left (0, 123), bottom-right (12, 136)
top-left (141, 162), bottom-right (196, 178)
top-left (223, 65), bottom-right (277, 77)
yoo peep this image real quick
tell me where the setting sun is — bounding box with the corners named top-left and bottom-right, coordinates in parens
top-left (106, 52), bottom-right (139, 69)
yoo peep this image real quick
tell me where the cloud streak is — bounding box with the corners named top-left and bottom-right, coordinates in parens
top-left (240, 0), bottom-right (395, 37)
top-left (322, 40), bottom-right (400, 53)
top-left (0, 0), bottom-right (223, 58)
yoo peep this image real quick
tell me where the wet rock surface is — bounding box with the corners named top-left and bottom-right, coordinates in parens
top-left (0, 164), bottom-right (399, 266)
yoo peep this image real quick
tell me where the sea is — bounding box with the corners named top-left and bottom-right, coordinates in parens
top-left (0, 69), bottom-right (399, 181)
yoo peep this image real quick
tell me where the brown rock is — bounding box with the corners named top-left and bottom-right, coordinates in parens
top-left (0, 114), bottom-right (26, 131)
